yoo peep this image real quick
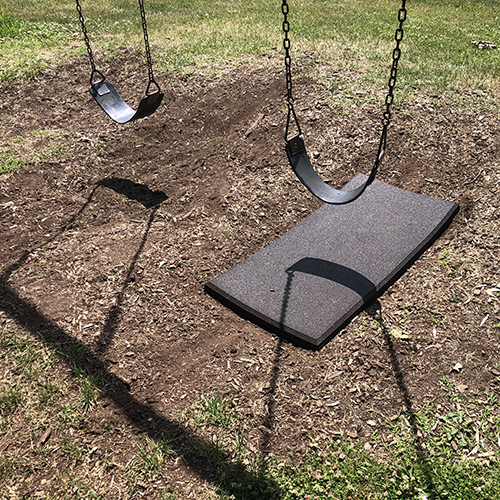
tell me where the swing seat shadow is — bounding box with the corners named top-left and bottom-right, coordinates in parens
top-left (287, 258), bottom-right (375, 297)
top-left (99, 178), bottom-right (167, 208)
top-left (207, 257), bottom-right (377, 350)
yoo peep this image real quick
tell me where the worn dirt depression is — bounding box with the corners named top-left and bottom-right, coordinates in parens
top-left (1, 51), bottom-right (499, 498)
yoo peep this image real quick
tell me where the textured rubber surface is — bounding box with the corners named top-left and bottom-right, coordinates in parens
top-left (206, 174), bottom-right (459, 348)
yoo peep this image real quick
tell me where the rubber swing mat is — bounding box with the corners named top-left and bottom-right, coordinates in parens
top-left (205, 174), bottom-right (459, 349)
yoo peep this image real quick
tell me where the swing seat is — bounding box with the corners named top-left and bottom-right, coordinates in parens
top-left (286, 135), bottom-right (371, 205)
top-left (89, 80), bottom-right (164, 124)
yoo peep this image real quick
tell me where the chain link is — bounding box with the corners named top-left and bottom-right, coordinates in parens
top-left (371, 0), bottom-right (407, 180)
top-left (75, 0), bottom-right (97, 74)
top-left (281, 0), bottom-right (301, 140)
top-left (138, 0), bottom-right (159, 93)
top-left (382, 0), bottom-right (407, 127)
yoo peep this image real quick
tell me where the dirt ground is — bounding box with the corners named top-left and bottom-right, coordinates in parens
top-left (1, 50), bottom-right (499, 498)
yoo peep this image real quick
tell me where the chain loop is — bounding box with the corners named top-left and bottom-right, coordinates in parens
top-left (138, 0), bottom-right (158, 90)
top-left (75, 0), bottom-right (103, 84)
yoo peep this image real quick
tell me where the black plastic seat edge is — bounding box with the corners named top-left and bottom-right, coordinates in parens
top-left (286, 135), bottom-right (369, 205)
top-left (89, 80), bottom-right (164, 124)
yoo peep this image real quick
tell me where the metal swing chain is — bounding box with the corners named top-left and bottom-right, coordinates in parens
top-left (138, 0), bottom-right (160, 94)
top-left (372, 0), bottom-right (408, 180)
top-left (281, 0), bottom-right (408, 181)
top-left (75, 0), bottom-right (105, 85)
top-left (281, 0), bottom-right (301, 140)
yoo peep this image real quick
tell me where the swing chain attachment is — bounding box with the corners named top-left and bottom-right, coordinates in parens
top-left (281, 0), bottom-right (302, 142)
top-left (372, 0), bottom-right (407, 182)
top-left (75, 0), bottom-right (104, 85)
top-left (281, 0), bottom-right (407, 184)
top-left (139, 0), bottom-right (160, 95)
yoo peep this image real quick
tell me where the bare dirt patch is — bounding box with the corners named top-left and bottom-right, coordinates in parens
top-left (1, 51), bottom-right (499, 498)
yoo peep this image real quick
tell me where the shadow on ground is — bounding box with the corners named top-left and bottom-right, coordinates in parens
top-left (0, 182), bottom-right (281, 500)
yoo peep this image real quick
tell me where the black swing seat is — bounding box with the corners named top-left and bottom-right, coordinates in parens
top-left (90, 80), bottom-right (164, 124)
top-left (286, 135), bottom-right (373, 205)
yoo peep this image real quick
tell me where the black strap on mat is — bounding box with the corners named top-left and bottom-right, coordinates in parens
top-left (76, 0), bottom-right (163, 124)
top-left (281, 0), bottom-right (407, 204)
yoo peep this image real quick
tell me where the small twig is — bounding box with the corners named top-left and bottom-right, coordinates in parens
top-left (244, 113), bottom-right (265, 137)
top-left (465, 169), bottom-right (484, 185)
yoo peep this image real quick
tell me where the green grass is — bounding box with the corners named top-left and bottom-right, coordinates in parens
top-left (0, 154), bottom-right (28, 174)
top-left (1, 326), bottom-right (500, 498)
top-left (0, 386), bottom-right (23, 413)
top-left (195, 392), bottom-right (235, 429)
top-left (0, 10), bottom-right (74, 80)
top-left (0, 10), bottom-right (26, 37)
top-left (128, 435), bottom-right (176, 477)
top-left (272, 439), bottom-right (500, 499)
top-left (0, 0), bottom-right (499, 103)
top-left (271, 398), bottom-right (500, 500)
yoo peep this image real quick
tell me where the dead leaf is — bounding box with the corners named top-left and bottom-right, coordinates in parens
top-left (390, 328), bottom-right (410, 340)
top-left (36, 428), bottom-right (52, 447)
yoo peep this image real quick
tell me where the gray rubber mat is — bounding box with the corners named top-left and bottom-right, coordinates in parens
top-left (206, 174), bottom-right (459, 348)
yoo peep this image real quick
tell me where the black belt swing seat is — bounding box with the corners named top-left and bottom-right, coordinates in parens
top-left (281, 0), bottom-right (407, 204)
top-left (75, 0), bottom-right (163, 124)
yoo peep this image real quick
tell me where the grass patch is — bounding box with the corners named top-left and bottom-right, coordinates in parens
top-left (271, 396), bottom-right (500, 499)
top-left (0, 129), bottom-right (68, 175)
top-left (0, 386), bottom-right (23, 413)
top-left (0, 11), bottom-right (74, 80)
top-left (272, 436), bottom-right (500, 499)
top-left (128, 435), bottom-right (176, 478)
top-left (0, 1), bottom-right (499, 102)
top-left (195, 392), bottom-right (235, 429)
top-left (0, 154), bottom-right (28, 174)
top-left (0, 10), bottom-right (26, 38)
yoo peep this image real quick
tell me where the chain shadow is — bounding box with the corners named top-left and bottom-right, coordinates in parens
top-left (259, 258), bottom-right (376, 460)
top-left (259, 337), bottom-right (284, 463)
top-left (367, 300), bottom-right (438, 498)
top-left (0, 188), bottom-right (281, 499)
top-left (98, 204), bottom-right (159, 353)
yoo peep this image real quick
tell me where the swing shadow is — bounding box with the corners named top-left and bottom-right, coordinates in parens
top-left (0, 187), bottom-right (280, 500)
top-left (259, 268), bottom-right (438, 497)
top-left (367, 301), bottom-right (439, 498)
top-left (99, 177), bottom-right (167, 208)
